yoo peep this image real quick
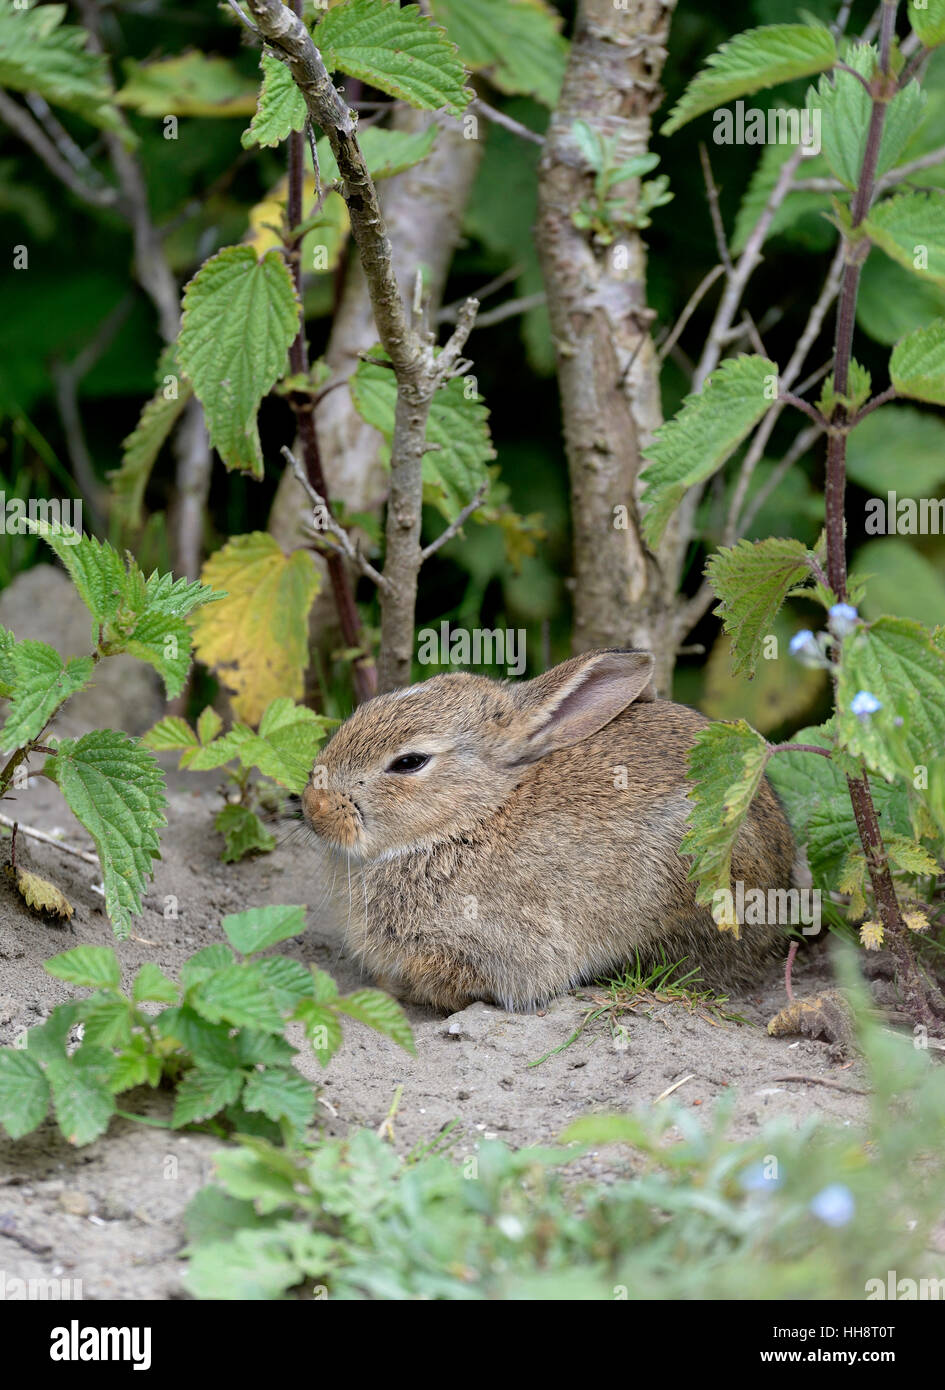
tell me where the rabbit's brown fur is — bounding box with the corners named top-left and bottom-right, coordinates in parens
top-left (302, 649), bottom-right (795, 1012)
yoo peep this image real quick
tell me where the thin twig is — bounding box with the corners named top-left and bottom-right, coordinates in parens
top-left (420, 483), bottom-right (489, 562)
top-left (471, 98), bottom-right (544, 146)
top-left (851, 384), bottom-right (897, 425)
top-left (465, 292), bottom-right (546, 330)
top-left (699, 144), bottom-right (734, 276)
top-left (739, 423), bottom-right (823, 534)
top-left (438, 265), bottom-right (525, 323)
top-left (0, 90), bottom-right (119, 210)
top-left (657, 264), bottom-right (726, 365)
top-left (282, 447), bottom-right (388, 590)
top-left (769, 1074), bottom-right (868, 1096)
top-left (0, 813), bottom-right (99, 866)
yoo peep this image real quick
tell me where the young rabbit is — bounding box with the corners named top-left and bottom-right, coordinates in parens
top-left (302, 649), bottom-right (795, 1012)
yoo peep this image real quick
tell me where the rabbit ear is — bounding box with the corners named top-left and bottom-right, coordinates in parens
top-left (507, 649), bottom-right (656, 762)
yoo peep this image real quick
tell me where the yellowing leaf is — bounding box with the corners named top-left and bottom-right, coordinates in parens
top-left (245, 176), bottom-right (349, 273)
top-left (8, 865), bottom-right (74, 920)
top-left (189, 534), bottom-right (320, 724)
top-left (859, 920), bottom-right (884, 950)
top-left (117, 53), bottom-right (260, 117)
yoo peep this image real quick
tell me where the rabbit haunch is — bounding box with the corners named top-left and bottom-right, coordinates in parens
top-left (302, 649), bottom-right (795, 1013)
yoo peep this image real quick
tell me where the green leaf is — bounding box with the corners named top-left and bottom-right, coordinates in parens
top-left (707, 538), bottom-right (813, 678)
top-left (180, 945), bottom-right (237, 992)
top-left (909, 0), bottom-right (945, 48)
top-left (853, 539), bottom-right (945, 626)
top-left (132, 962), bottom-right (179, 1005)
top-left (112, 357), bottom-right (193, 529)
top-left (242, 1068), bottom-right (316, 1132)
top-left (0, 0), bottom-right (124, 134)
top-left (731, 141), bottom-right (835, 257)
top-left (430, 0), bottom-right (566, 106)
top-left (293, 999), bottom-right (344, 1066)
top-left (242, 51), bottom-right (307, 149)
top-left (190, 964), bottom-right (284, 1033)
top-left (79, 996), bottom-right (133, 1050)
top-left (661, 25), bottom-right (837, 136)
top-left (0, 1049), bottom-right (50, 1139)
top-left (836, 617), bottom-right (945, 782)
top-left (172, 1062), bottom-right (245, 1128)
top-left (221, 904), bottom-right (307, 956)
top-left (141, 716), bottom-right (200, 754)
top-left (314, 124), bottom-right (438, 185)
top-left (884, 833), bottom-right (941, 876)
top-left (640, 356), bottom-right (777, 548)
top-left (863, 190), bottom-right (945, 287)
top-left (44, 945), bottom-right (121, 989)
top-left (317, 0), bottom-right (471, 117)
top-left (143, 571), bottom-right (222, 619)
top-left (117, 52), bottom-right (259, 117)
top-left (197, 707), bottom-right (223, 745)
top-left (156, 1006), bottom-right (236, 1068)
top-left (177, 247), bottom-right (300, 477)
top-left (765, 723), bottom-right (843, 839)
top-left (47, 1047), bottom-right (116, 1146)
top-left (215, 805), bottom-right (277, 863)
top-left (817, 359), bottom-right (871, 416)
top-left (889, 318), bottom-right (945, 405)
top-left (847, 404), bottom-right (945, 495)
top-left (336, 989), bottom-right (416, 1053)
top-left (33, 526), bottom-right (127, 626)
top-left (122, 610), bottom-right (193, 699)
top-left (235, 1028), bottom-right (297, 1068)
top-left (47, 732), bottom-right (167, 939)
top-left (810, 49), bottom-right (926, 190)
top-left (0, 641), bottom-right (92, 754)
top-left (857, 250), bottom-right (945, 346)
top-left (680, 721), bottom-right (771, 917)
top-left (350, 353), bottom-right (496, 521)
top-left (254, 959), bottom-right (315, 1014)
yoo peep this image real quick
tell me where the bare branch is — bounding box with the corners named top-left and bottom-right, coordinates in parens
top-left (0, 812), bottom-right (99, 866)
top-left (420, 483), bottom-right (489, 562)
top-left (0, 90), bottom-right (119, 210)
top-left (282, 447), bottom-right (388, 590)
top-left (657, 263), bottom-right (725, 364)
top-left (471, 98), bottom-right (544, 146)
top-left (468, 292), bottom-right (546, 330)
top-left (699, 144), bottom-right (734, 276)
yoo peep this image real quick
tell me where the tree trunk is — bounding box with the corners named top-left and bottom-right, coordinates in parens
top-left (536, 0), bottom-right (680, 693)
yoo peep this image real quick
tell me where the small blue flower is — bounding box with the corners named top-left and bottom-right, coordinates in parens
top-left (810, 1183), bottom-right (855, 1226)
top-left (739, 1161), bottom-right (782, 1193)
top-left (789, 630), bottom-right (830, 669)
top-left (850, 690), bottom-right (882, 718)
top-left (828, 603), bottom-right (859, 638)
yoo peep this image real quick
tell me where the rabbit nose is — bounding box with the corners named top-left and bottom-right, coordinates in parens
top-left (303, 783), bottom-right (331, 823)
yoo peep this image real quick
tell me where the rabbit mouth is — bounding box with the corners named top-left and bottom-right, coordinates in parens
top-left (301, 783), bottom-right (365, 850)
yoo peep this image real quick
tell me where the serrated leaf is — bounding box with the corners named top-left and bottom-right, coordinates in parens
top-left (680, 721), bottom-right (771, 923)
top-left (706, 538), bottom-right (812, 678)
top-left (765, 724), bottom-right (843, 838)
top-left (237, 698), bottom-right (330, 792)
top-left (181, 945), bottom-right (237, 992)
top-left (661, 25), bottom-right (837, 137)
top-left (836, 616), bottom-right (945, 782)
top-left (141, 716), bottom-right (200, 754)
top-left (245, 176), bottom-right (349, 272)
top-left (111, 361), bottom-right (193, 530)
top-left (0, 1049), bottom-right (50, 1139)
top-left (47, 732), bottom-right (167, 939)
top-left (178, 247), bottom-right (300, 476)
top-left (350, 353), bottom-right (496, 521)
top-left (254, 959), bottom-right (315, 1014)
top-left (190, 964), bottom-right (284, 1033)
top-left (172, 1062), bottom-right (245, 1128)
top-left (143, 571), bottom-right (221, 619)
top-left (640, 356), bottom-right (777, 548)
top-left (123, 610), bottom-right (192, 699)
top-left (884, 833), bottom-right (941, 876)
top-left (156, 1006), bottom-right (236, 1067)
top-left (235, 1028), bottom-right (297, 1068)
top-left (242, 1068), bottom-right (316, 1131)
top-left (0, 0), bottom-right (124, 134)
top-left (46, 1047), bottom-right (116, 1146)
top-left (809, 48), bottom-right (926, 191)
top-left (45, 945), bottom-right (121, 989)
top-left (430, 0), bottom-right (566, 106)
top-left (30, 524), bottom-right (126, 627)
top-left (314, 124), bottom-right (438, 185)
top-left (221, 904), bottom-right (307, 956)
top-left (293, 999), bottom-right (344, 1065)
top-left (117, 52), bottom-right (259, 117)
top-left (197, 706), bottom-right (223, 745)
top-left (317, 0), bottom-right (471, 116)
top-left (818, 359), bottom-right (871, 416)
top-left (183, 727), bottom-right (255, 771)
top-left (11, 867), bottom-right (74, 920)
top-left (241, 50), bottom-right (307, 149)
top-left (132, 962), bottom-right (179, 1004)
top-left (910, 0), bottom-right (945, 48)
top-left (79, 996), bottom-right (133, 1050)
top-left (335, 989), bottom-right (415, 1053)
top-left (189, 533), bottom-right (320, 724)
top-left (0, 640), bottom-right (92, 753)
top-left (889, 318), bottom-right (945, 405)
top-left (863, 191), bottom-right (945, 287)
top-left (215, 805), bottom-right (277, 863)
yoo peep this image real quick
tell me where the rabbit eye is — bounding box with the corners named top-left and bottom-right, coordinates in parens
top-left (386, 753), bottom-right (430, 774)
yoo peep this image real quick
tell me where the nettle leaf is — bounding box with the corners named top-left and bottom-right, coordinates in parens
top-left (640, 356), bottom-right (776, 548)
top-left (246, 698), bottom-right (331, 792)
top-left (680, 721), bottom-right (770, 923)
top-left (45, 945), bottom-right (121, 989)
top-left (0, 0), bottom-right (124, 134)
top-left (0, 1049), bottom-right (50, 1139)
top-left (706, 538), bottom-right (812, 678)
top-left (122, 610), bottom-right (192, 700)
top-left (190, 535), bottom-right (320, 725)
top-left (809, 48), bottom-right (925, 190)
top-left (181, 945), bottom-right (237, 992)
top-left (254, 959), bottom-right (314, 1014)
top-left (836, 617), bottom-right (945, 782)
top-left (197, 706), bottom-right (223, 744)
top-left (885, 833), bottom-right (942, 876)
top-left (117, 53), bottom-right (259, 118)
top-left (863, 191), bottom-right (945, 287)
top-left (818, 359), bottom-right (871, 416)
top-left (430, 0), bottom-right (567, 106)
top-left (316, 0), bottom-right (471, 117)
top-left (178, 247), bottom-right (300, 477)
top-left (215, 805), bottom-right (277, 863)
top-left (350, 354), bottom-right (496, 521)
top-left (889, 319), bottom-right (945, 405)
top-left (661, 25), bottom-right (837, 137)
top-left (335, 989), bottom-right (416, 1053)
top-left (242, 1068), bottom-right (316, 1132)
top-left (242, 51), bottom-right (306, 148)
top-left (141, 716), bottom-right (200, 754)
top-left (765, 723), bottom-right (842, 838)
top-left (34, 526), bottom-right (127, 626)
top-left (111, 350), bottom-right (193, 529)
top-left (315, 125), bottom-right (438, 184)
top-left (47, 732), bottom-right (167, 940)
top-left (909, 0), bottom-right (945, 48)
top-left (143, 571), bottom-right (220, 620)
top-left (0, 640), bottom-right (92, 753)
top-left (222, 904), bottom-right (306, 956)
top-left (847, 404), bottom-right (945, 494)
